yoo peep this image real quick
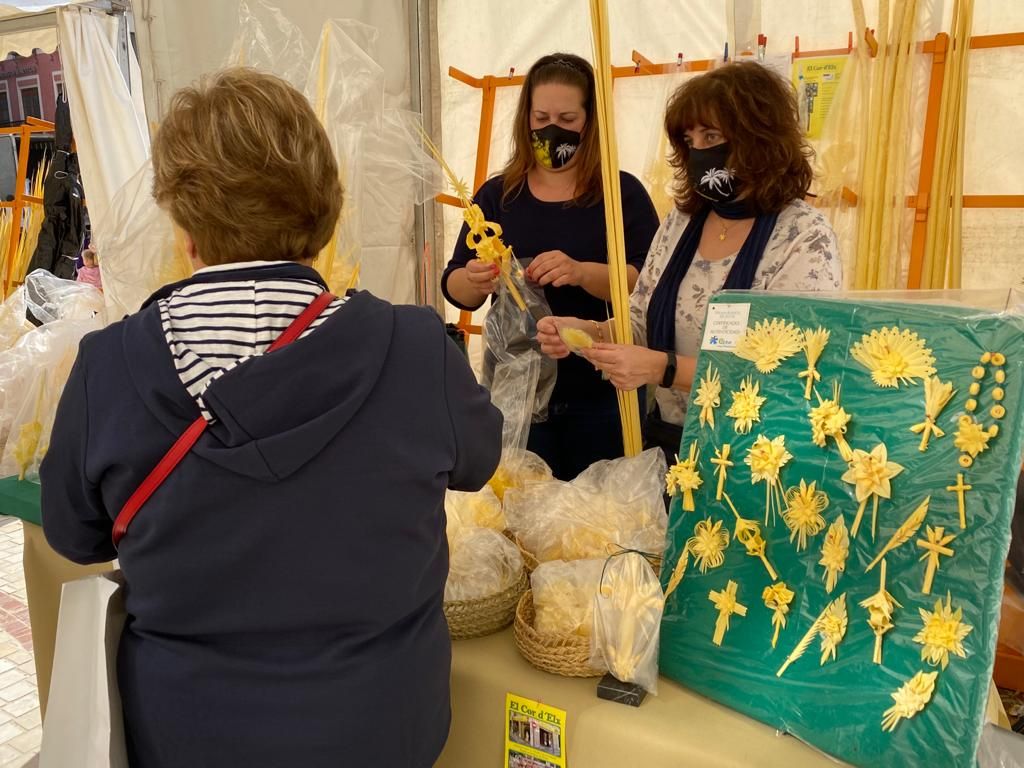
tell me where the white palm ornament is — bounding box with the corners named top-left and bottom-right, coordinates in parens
top-left (700, 167), bottom-right (734, 195)
top-left (555, 143), bottom-right (577, 163)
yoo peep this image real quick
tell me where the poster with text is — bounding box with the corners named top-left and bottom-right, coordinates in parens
top-left (505, 693), bottom-right (567, 768)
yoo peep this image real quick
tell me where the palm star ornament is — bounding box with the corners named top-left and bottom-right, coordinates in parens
top-left (726, 376), bottom-right (766, 434)
top-left (783, 480), bottom-right (829, 551)
top-left (665, 442), bottom-right (702, 512)
top-left (808, 382), bottom-right (854, 461)
top-left (694, 362), bottom-right (722, 429)
top-left (914, 592), bottom-right (973, 669)
top-left (745, 435), bottom-right (793, 526)
top-left (687, 518), bottom-right (730, 573)
top-left (842, 443), bottom-right (905, 540)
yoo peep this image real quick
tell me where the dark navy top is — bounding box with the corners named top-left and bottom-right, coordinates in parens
top-left (442, 172), bottom-right (659, 405)
top-left (41, 263), bottom-right (502, 768)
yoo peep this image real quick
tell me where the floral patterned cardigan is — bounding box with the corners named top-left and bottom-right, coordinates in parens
top-left (630, 199), bottom-right (843, 426)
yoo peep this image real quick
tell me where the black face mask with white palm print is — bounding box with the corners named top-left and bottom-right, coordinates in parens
top-left (686, 142), bottom-right (755, 218)
top-left (531, 124), bottom-right (582, 170)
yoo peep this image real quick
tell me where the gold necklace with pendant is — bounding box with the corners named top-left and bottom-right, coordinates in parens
top-left (718, 218), bottom-right (733, 241)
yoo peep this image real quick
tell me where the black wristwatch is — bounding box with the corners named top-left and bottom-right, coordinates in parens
top-left (660, 350), bottom-right (677, 388)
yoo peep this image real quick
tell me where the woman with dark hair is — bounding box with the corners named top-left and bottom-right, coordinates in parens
top-left (537, 62), bottom-right (841, 457)
top-left (443, 53), bottom-right (659, 480)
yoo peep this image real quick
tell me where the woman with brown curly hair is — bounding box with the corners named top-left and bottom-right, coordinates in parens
top-left (537, 62), bottom-right (841, 455)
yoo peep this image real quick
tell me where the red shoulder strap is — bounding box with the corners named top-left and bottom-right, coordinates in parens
top-left (112, 291), bottom-right (336, 548)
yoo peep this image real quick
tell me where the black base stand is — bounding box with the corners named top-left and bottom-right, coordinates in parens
top-left (596, 673), bottom-right (647, 707)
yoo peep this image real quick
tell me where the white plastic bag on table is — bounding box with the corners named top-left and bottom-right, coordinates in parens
top-left (591, 551), bottom-right (665, 695)
top-left (445, 485), bottom-right (505, 536)
top-left (504, 449), bottom-right (669, 563)
top-left (445, 527), bottom-right (524, 603)
top-left (531, 559), bottom-right (605, 640)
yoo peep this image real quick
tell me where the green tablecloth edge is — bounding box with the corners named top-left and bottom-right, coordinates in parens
top-left (0, 476), bottom-right (41, 527)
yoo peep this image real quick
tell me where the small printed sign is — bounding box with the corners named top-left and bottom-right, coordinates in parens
top-left (701, 302), bottom-right (751, 351)
top-left (505, 693), bottom-right (567, 768)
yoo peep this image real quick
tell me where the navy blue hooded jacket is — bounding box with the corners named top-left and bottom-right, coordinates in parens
top-left (40, 264), bottom-right (503, 767)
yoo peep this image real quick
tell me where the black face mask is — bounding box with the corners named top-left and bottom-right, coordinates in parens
top-left (687, 143), bottom-right (739, 203)
top-left (531, 124), bottom-right (582, 170)
top-left (686, 142), bottom-right (758, 219)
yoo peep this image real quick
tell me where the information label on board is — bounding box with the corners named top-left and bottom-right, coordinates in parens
top-left (792, 56), bottom-right (848, 139)
top-left (701, 302), bottom-right (751, 351)
top-left (505, 693), bottom-right (567, 768)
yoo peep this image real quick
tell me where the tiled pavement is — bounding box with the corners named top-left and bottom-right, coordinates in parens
top-left (0, 518), bottom-right (40, 767)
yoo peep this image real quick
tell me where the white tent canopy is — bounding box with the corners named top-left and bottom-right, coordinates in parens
top-left (0, 0), bottom-right (1019, 305)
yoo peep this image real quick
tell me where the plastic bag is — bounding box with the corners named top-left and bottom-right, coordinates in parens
top-left (0, 286), bottom-right (30, 351)
top-left (531, 559), bottom-right (605, 639)
top-left (98, 161), bottom-right (191, 318)
top-left (23, 270), bottom-right (105, 325)
top-left (229, 0), bottom-right (312, 91)
top-left (481, 259), bottom-right (555, 425)
top-left (487, 450), bottom-right (552, 504)
top-left (504, 448), bottom-right (668, 563)
top-left (591, 552), bottom-right (665, 695)
top-left (0, 315), bottom-right (102, 481)
top-left (445, 485), bottom-right (505, 537)
top-left (445, 527), bottom-right (523, 603)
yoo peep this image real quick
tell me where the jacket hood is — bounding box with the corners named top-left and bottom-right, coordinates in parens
top-left (123, 266), bottom-right (394, 482)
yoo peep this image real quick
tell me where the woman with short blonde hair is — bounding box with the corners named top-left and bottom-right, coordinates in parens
top-left (42, 68), bottom-right (502, 767)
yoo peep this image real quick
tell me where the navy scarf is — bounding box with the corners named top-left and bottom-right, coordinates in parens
top-left (646, 205), bottom-right (780, 353)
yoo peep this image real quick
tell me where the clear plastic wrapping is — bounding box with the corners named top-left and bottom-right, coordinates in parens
top-left (487, 450), bottom-right (553, 504)
top-left (98, 161), bottom-right (191, 319)
top-left (659, 289), bottom-right (1024, 768)
top-left (445, 527), bottom-right (524, 603)
top-left (0, 314), bottom-right (103, 482)
top-left (531, 558), bottom-right (606, 640)
top-left (481, 263), bottom-right (556, 426)
top-left (0, 286), bottom-right (30, 351)
top-left (504, 449), bottom-right (668, 563)
top-left (445, 485), bottom-right (505, 536)
top-left (23, 269), bottom-right (106, 325)
top-left (591, 552), bottom-right (665, 694)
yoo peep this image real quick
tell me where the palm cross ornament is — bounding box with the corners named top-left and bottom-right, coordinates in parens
top-left (916, 526), bottom-right (956, 595)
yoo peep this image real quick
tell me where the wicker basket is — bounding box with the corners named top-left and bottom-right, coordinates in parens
top-left (444, 568), bottom-right (528, 640)
top-left (503, 530), bottom-right (540, 573)
top-left (513, 589), bottom-right (604, 678)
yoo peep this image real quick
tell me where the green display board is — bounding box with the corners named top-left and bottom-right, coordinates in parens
top-left (659, 291), bottom-right (1024, 768)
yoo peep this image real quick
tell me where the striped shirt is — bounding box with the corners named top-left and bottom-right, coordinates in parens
top-left (159, 262), bottom-right (347, 422)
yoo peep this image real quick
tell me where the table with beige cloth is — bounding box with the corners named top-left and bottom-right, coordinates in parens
top-left (437, 628), bottom-right (839, 768)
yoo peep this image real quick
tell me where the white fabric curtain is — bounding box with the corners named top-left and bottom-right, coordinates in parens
top-left (56, 5), bottom-right (149, 243)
